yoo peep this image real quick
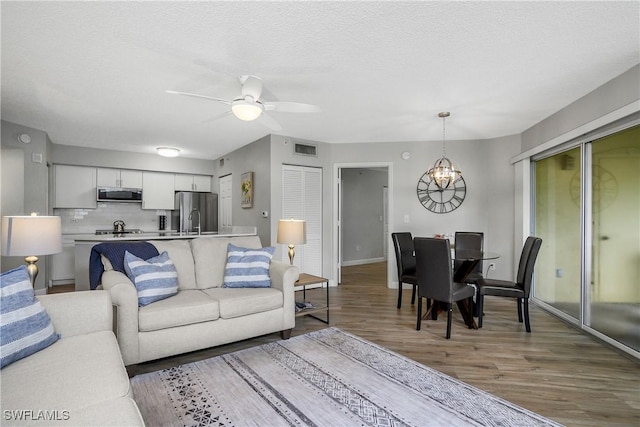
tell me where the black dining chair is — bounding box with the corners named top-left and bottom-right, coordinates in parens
top-left (414, 237), bottom-right (476, 339)
top-left (454, 232), bottom-right (484, 285)
top-left (391, 232), bottom-right (418, 309)
top-left (476, 236), bottom-right (542, 332)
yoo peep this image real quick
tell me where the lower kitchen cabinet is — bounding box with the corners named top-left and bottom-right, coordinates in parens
top-left (142, 171), bottom-right (175, 210)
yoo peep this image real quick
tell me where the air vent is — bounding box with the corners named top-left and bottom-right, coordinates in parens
top-left (294, 143), bottom-right (317, 157)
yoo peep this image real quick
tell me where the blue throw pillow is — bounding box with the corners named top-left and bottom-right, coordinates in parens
top-left (223, 243), bottom-right (275, 288)
top-left (1, 266), bottom-right (59, 369)
top-left (124, 251), bottom-right (179, 307)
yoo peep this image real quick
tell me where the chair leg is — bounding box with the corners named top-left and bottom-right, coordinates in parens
top-left (446, 303), bottom-right (453, 339)
top-left (477, 294), bottom-right (484, 328)
top-left (517, 297), bottom-right (523, 323)
top-left (397, 282), bottom-right (403, 309)
top-left (416, 297), bottom-right (422, 330)
top-left (523, 298), bottom-right (531, 333)
top-left (411, 285), bottom-right (417, 305)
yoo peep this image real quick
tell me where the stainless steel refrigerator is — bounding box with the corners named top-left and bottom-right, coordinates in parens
top-left (172, 192), bottom-right (218, 233)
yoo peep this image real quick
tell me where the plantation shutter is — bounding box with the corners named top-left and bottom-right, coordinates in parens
top-left (282, 165), bottom-right (322, 276)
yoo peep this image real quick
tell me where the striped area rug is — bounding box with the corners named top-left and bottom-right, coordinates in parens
top-left (130, 327), bottom-right (562, 426)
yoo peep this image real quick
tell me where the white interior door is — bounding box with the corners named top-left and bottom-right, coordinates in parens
top-left (282, 165), bottom-right (322, 276)
top-left (219, 174), bottom-right (232, 228)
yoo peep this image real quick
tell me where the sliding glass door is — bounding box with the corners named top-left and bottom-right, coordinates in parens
top-left (533, 125), bottom-right (639, 354)
top-left (534, 147), bottom-right (582, 319)
top-left (588, 126), bottom-right (639, 351)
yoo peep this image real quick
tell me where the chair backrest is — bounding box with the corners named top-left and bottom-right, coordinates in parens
top-left (455, 232), bottom-right (484, 274)
top-left (516, 236), bottom-right (543, 296)
top-left (414, 237), bottom-right (454, 302)
top-left (391, 232), bottom-right (416, 278)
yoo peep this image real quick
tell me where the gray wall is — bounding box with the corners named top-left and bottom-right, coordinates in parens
top-left (51, 143), bottom-right (214, 175)
top-left (522, 64), bottom-right (640, 152)
top-left (214, 135), bottom-right (272, 246)
top-left (342, 168), bottom-right (387, 264)
top-left (1, 121), bottom-right (53, 292)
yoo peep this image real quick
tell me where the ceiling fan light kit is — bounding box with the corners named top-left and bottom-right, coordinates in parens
top-left (428, 112), bottom-right (462, 189)
top-left (231, 98), bottom-right (263, 121)
top-left (156, 147), bottom-right (180, 157)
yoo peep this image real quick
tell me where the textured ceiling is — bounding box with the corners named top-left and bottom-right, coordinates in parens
top-left (2, 1), bottom-right (639, 159)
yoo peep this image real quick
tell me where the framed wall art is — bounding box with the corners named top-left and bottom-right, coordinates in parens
top-left (241, 171), bottom-right (253, 208)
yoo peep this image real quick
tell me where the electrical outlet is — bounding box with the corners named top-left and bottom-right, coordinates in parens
top-left (488, 263), bottom-right (496, 270)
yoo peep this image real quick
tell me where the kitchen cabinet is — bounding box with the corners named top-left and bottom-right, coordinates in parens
top-left (175, 174), bottom-right (212, 192)
top-left (53, 165), bottom-right (97, 209)
top-left (97, 168), bottom-right (142, 188)
top-left (50, 235), bottom-right (76, 286)
top-left (142, 171), bottom-right (175, 210)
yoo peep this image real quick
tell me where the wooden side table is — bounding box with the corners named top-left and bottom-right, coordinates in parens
top-left (295, 273), bottom-right (329, 324)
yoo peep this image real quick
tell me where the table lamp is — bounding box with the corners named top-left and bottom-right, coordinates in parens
top-left (277, 219), bottom-right (306, 265)
top-left (1, 214), bottom-right (62, 287)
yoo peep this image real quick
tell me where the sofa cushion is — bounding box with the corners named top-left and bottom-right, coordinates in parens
top-left (202, 287), bottom-right (283, 319)
top-left (1, 266), bottom-right (59, 368)
top-left (0, 331), bottom-right (131, 418)
top-left (138, 290), bottom-right (220, 332)
top-left (191, 236), bottom-right (262, 289)
top-left (223, 244), bottom-right (275, 288)
top-left (124, 251), bottom-right (179, 306)
top-left (152, 240), bottom-right (197, 290)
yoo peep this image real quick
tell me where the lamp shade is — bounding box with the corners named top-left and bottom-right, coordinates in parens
top-left (1, 215), bottom-right (62, 256)
top-left (277, 219), bottom-right (307, 245)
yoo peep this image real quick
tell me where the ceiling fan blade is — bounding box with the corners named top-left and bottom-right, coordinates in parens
top-left (166, 90), bottom-right (231, 105)
top-left (264, 101), bottom-right (321, 113)
top-left (201, 110), bottom-right (232, 124)
top-left (240, 75), bottom-right (263, 100)
top-left (257, 113), bottom-right (282, 131)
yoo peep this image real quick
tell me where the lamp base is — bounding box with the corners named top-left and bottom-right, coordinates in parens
top-left (288, 245), bottom-right (296, 265)
top-left (24, 255), bottom-right (39, 287)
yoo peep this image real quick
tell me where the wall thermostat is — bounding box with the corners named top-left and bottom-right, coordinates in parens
top-left (401, 151), bottom-right (411, 160)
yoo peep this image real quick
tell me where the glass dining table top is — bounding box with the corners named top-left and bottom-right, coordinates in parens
top-left (454, 249), bottom-right (500, 261)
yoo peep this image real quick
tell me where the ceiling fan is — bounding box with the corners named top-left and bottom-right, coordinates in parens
top-left (166, 75), bottom-right (320, 131)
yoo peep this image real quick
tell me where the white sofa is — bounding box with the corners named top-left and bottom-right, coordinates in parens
top-left (100, 236), bottom-right (298, 366)
top-left (0, 291), bottom-right (144, 426)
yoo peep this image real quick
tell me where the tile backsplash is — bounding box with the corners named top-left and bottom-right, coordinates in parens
top-left (55, 203), bottom-right (171, 234)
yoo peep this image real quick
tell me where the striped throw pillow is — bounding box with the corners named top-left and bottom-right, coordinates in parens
top-left (124, 251), bottom-right (179, 306)
top-left (223, 243), bottom-right (275, 288)
top-left (1, 266), bottom-right (59, 369)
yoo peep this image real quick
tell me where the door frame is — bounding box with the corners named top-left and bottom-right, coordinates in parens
top-left (333, 161), bottom-right (393, 287)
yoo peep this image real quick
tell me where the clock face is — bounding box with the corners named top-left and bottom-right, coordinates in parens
top-left (417, 173), bottom-right (466, 214)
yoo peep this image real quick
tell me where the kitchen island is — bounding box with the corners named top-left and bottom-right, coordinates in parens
top-left (73, 227), bottom-right (257, 291)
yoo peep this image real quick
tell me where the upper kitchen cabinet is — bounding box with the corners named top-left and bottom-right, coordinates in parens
top-left (97, 168), bottom-right (142, 188)
top-left (53, 165), bottom-right (97, 209)
top-left (142, 171), bottom-right (175, 210)
top-left (175, 174), bottom-right (212, 192)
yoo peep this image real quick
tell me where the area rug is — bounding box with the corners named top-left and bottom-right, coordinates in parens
top-left (131, 327), bottom-right (562, 427)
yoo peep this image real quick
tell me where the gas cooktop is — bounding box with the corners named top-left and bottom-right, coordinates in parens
top-left (95, 229), bottom-right (144, 235)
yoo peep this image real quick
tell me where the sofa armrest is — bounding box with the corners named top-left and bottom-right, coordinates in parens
top-left (37, 291), bottom-right (112, 338)
top-left (101, 270), bottom-right (140, 365)
top-left (270, 260), bottom-right (298, 328)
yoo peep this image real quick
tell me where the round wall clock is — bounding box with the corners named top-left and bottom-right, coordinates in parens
top-left (416, 172), bottom-right (466, 214)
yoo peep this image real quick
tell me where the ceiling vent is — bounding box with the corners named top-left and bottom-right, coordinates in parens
top-left (294, 142), bottom-right (317, 157)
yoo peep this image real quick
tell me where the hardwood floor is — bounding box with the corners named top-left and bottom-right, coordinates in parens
top-left (53, 263), bottom-right (639, 426)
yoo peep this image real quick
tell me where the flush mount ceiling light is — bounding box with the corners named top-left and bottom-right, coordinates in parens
top-left (156, 147), bottom-right (180, 157)
top-left (427, 112), bottom-right (462, 189)
top-left (231, 96), bottom-right (264, 121)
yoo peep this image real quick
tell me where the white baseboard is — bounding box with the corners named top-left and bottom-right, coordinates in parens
top-left (341, 257), bottom-right (385, 267)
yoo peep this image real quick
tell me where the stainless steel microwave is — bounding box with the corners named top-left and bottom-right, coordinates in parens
top-left (97, 187), bottom-right (142, 203)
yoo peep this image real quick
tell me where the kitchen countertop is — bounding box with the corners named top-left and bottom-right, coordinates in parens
top-left (73, 226), bottom-right (257, 242)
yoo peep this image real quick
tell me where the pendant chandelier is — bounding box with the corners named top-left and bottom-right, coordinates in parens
top-left (428, 112), bottom-right (462, 189)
